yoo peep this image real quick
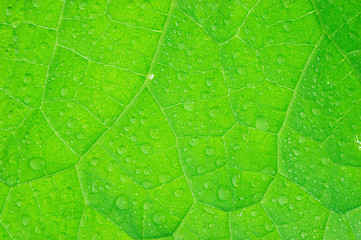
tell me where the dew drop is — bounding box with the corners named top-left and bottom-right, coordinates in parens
top-left (217, 185), bottom-right (231, 201)
top-left (67, 119), bottom-right (75, 128)
top-left (278, 195), bottom-right (288, 206)
top-left (209, 106), bottom-right (220, 118)
top-left (205, 146), bottom-right (215, 156)
top-left (117, 145), bottom-right (126, 155)
top-left (149, 128), bottom-right (160, 139)
top-left (197, 165), bottom-right (206, 175)
top-left (152, 212), bottom-right (165, 226)
top-left (231, 175), bottom-right (241, 187)
top-left (204, 180), bottom-right (212, 190)
top-left (29, 157), bottom-right (45, 171)
top-left (24, 74), bottom-right (33, 83)
top-left (89, 157), bottom-right (98, 166)
top-left (277, 55), bottom-right (286, 65)
top-left (16, 200), bottom-right (23, 207)
top-left (255, 117), bottom-right (269, 131)
top-left (174, 188), bottom-right (184, 197)
top-left (265, 221), bottom-right (273, 231)
top-left (32, 0), bottom-right (39, 8)
top-left (296, 194), bottom-right (303, 201)
top-left (22, 214), bottom-right (31, 226)
top-left (23, 95), bottom-right (31, 105)
top-left (61, 87), bottom-right (69, 97)
top-left (115, 196), bottom-right (127, 210)
top-left (141, 143), bottom-right (153, 155)
top-left (6, 7), bottom-right (13, 16)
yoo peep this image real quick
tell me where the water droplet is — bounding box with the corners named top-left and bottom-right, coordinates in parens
top-left (24, 74), bottom-right (33, 83)
top-left (265, 221), bottom-right (273, 231)
top-left (79, 1), bottom-right (87, 10)
top-left (24, 96), bottom-right (31, 105)
top-left (256, 117), bottom-right (269, 131)
top-left (16, 200), bottom-right (23, 207)
top-left (282, 22), bottom-right (291, 32)
top-left (61, 87), bottom-right (69, 97)
top-left (205, 147), bottom-right (215, 156)
top-left (300, 112), bottom-right (306, 119)
top-left (204, 180), bottom-right (212, 190)
top-left (115, 196), bottom-right (127, 210)
top-left (278, 195), bottom-right (288, 206)
top-left (89, 157), bottom-right (98, 166)
top-left (301, 232), bottom-right (308, 239)
top-left (117, 145), bottom-right (126, 155)
top-left (184, 103), bottom-right (193, 111)
top-left (185, 157), bottom-right (192, 164)
top-left (209, 106), bottom-right (220, 118)
top-left (67, 119), bottom-right (75, 128)
top-left (232, 175), bottom-right (241, 187)
top-left (217, 185), bottom-right (231, 201)
top-left (174, 188), bottom-right (184, 197)
top-left (296, 194), bottom-right (303, 200)
top-left (149, 128), bottom-right (160, 139)
top-left (251, 210), bottom-right (258, 216)
top-left (141, 143), bottom-right (153, 155)
top-left (293, 149), bottom-right (301, 157)
top-left (6, 7), bottom-right (13, 16)
top-left (349, 31), bottom-right (358, 40)
top-left (312, 108), bottom-right (320, 116)
top-left (152, 212), bottom-right (165, 225)
top-left (141, 0), bottom-right (152, 10)
top-left (197, 165), bottom-right (206, 175)
top-left (22, 214), bottom-right (31, 226)
top-left (277, 55), bottom-right (286, 65)
top-left (160, 173), bottom-right (171, 183)
top-left (32, 0), bottom-right (39, 8)
top-left (29, 157), bottom-right (45, 171)
top-left (142, 181), bottom-right (152, 188)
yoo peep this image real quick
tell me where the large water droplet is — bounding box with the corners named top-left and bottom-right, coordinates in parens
top-left (115, 196), bottom-right (127, 210)
top-left (29, 157), bottom-right (46, 171)
top-left (217, 185), bottom-right (231, 201)
top-left (141, 143), bottom-right (153, 155)
top-left (152, 212), bottom-right (165, 226)
top-left (256, 117), bottom-right (269, 131)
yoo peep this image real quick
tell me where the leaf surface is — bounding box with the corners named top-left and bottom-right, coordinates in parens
top-left (0, 0), bottom-right (361, 239)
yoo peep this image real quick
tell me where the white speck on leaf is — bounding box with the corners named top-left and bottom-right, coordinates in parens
top-left (356, 135), bottom-right (361, 149)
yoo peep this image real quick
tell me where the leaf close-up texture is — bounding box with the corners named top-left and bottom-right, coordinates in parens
top-left (0, 0), bottom-right (361, 239)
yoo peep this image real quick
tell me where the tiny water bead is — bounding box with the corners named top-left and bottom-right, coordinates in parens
top-left (60, 87), bottom-right (69, 96)
top-left (89, 157), bottom-right (99, 166)
top-left (148, 74), bottom-right (154, 80)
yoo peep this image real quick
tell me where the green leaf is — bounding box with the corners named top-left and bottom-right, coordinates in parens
top-left (0, 0), bottom-right (360, 239)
